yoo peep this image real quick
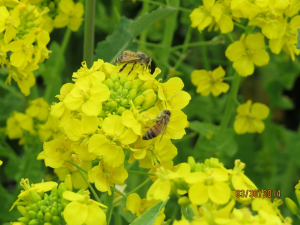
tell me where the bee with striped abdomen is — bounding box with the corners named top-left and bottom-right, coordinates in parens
top-left (114, 50), bottom-right (152, 75)
top-left (142, 110), bottom-right (171, 140)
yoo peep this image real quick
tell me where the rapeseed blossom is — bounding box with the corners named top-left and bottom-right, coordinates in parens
top-left (234, 100), bottom-right (270, 134)
top-left (191, 66), bottom-right (229, 96)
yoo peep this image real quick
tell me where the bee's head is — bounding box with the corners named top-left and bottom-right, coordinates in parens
top-left (163, 110), bottom-right (171, 116)
top-left (145, 56), bottom-right (152, 67)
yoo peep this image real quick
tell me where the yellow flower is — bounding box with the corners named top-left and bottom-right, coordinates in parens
top-left (54, 0), bottom-right (84, 32)
top-left (0, 6), bottom-right (20, 43)
top-left (225, 33), bottom-right (270, 77)
top-left (34, 30), bottom-right (51, 64)
top-left (6, 111), bottom-right (35, 144)
top-left (42, 134), bottom-right (73, 168)
top-left (230, 0), bottom-right (268, 20)
top-left (38, 115), bottom-right (61, 142)
top-left (63, 191), bottom-right (107, 225)
top-left (211, 1), bottom-right (234, 33)
top-left (25, 97), bottom-right (49, 121)
top-left (143, 106), bottom-right (188, 140)
top-left (158, 77), bottom-right (191, 109)
top-left (233, 100), bottom-right (269, 134)
top-left (54, 155), bottom-right (91, 189)
top-left (72, 60), bottom-right (106, 84)
top-left (88, 161), bottom-right (128, 195)
top-left (190, 1), bottom-right (215, 33)
top-left (269, 15), bottom-right (300, 60)
top-left (88, 115), bottom-right (137, 167)
top-left (186, 167), bottom-right (231, 205)
top-left (129, 135), bottom-right (177, 169)
top-left (63, 79), bottom-right (110, 117)
top-left (125, 193), bottom-right (165, 224)
top-left (191, 66), bottom-right (229, 96)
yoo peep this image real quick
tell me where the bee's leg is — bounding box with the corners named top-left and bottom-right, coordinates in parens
top-left (128, 62), bottom-right (137, 75)
top-left (142, 64), bottom-right (145, 74)
top-left (144, 114), bottom-right (160, 123)
top-left (119, 63), bottom-right (129, 73)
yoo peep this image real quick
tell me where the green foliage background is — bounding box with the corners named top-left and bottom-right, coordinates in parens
top-left (1, 0), bottom-right (300, 224)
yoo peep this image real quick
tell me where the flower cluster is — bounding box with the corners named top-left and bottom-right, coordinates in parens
top-left (0, 0), bottom-right (84, 96)
top-left (190, 0), bottom-right (300, 76)
top-left (141, 157), bottom-right (291, 225)
top-left (6, 97), bottom-right (61, 145)
top-left (37, 60), bottom-right (191, 192)
top-left (10, 176), bottom-right (107, 225)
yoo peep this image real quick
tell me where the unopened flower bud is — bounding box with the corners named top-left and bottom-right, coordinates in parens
top-left (58, 183), bottom-right (67, 198)
top-left (123, 81), bottom-right (132, 90)
top-left (296, 190), bottom-right (300, 206)
top-left (37, 211), bottom-right (44, 221)
top-left (113, 82), bottom-right (120, 91)
top-left (31, 203), bottom-right (39, 212)
top-left (122, 89), bottom-right (129, 96)
top-left (117, 107), bottom-right (126, 115)
top-left (52, 216), bottom-right (61, 225)
top-left (51, 186), bottom-right (58, 198)
top-left (188, 156), bottom-right (196, 172)
top-left (133, 95), bottom-right (145, 106)
top-left (64, 174), bottom-right (73, 191)
top-left (30, 191), bottom-right (42, 202)
top-left (104, 79), bottom-right (114, 89)
top-left (110, 72), bottom-right (119, 82)
top-left (120, 99), bottom-right (128, 107)
top-left (28, 210), bottom-right (37, 219)
top-left (120, 75), bottom-right (128, 85)
top-left (128, 89), bottom-right (137, 100)
top-left (17, 205), bottom-right (28, 217)
top-left (51, 207), bottom-right (57, 216)
top-left (29, 219), bottom-right (39, 225)
top-left (178, 196), bottom-right (191, 206)
top-left (44, 212), bottom-right (52, 222)
top-left (108, 101), bottom-right (118, 110)
top-left (141, 80), bottom-right (154, 91)
top-left (285, 197), bottom-right (298, 215)
top-left (195, 163), bottom-right (203, 172)
top-left (132, 79), bottom-right (143, 89)
top-left (142, 94), bottom-right (156, 110)
top-left (18, 217), bottom-right (30, 223)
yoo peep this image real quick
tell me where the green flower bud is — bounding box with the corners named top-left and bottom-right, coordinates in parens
top-left (285, 197), bottom-right (298, 215)
top-left (188, 156), bottom-right (196, 172)
top-left (110, 72), bottom-right (119, 82)
top-left (133, 95), bottom-right (145, 106)
top-left (29, 219), bottom-right (39, 225)
top-left (58, 183), bottom-right (67, 198)
top-left (52, 216), bottom-right (61, 225)
top-left (132, 79), bottom-right (143, 90)
top-left (57, 206), bottom-right (62, 215)
top-left (44, 223), bottom-right (52, 225)
top-left (77, 189), bottom-right (85, 195)
top-left (31, 203), bottom-right (39, 212)
top-left (18, 217), bottom-right (30, 224)
top-left (120, 99), bottom-right (128, 106)
top-left (123, 81), bottom-right (132, 90)
top-left (44, 193), bottom-right (49, 201)
top-left (64, 174), bottom-right (73, 191)
top-left (117, 89), bottom-right (122, 95)
top-left (28, 210), bottom-right (37, 219)
top-left (104, 78), bottom-right (114, 89)
top-left (37, 211), bottom-right (44, 221)
top-left (142, 94), bottom-right (156, 110)
top-left (142, 89), bottom-right (154, 96)
top-left (40, 206), bottom-right (46, 213)
top-left (119, 75), bottom-right (128, 85)
top-left (108, 101), bottom-right (118, 110)
top-left (45, 207), bottom-right (51, 213)
top-left (30, 191), bottom-right (42, 203)
top-left (178, 196), bottom-right (191, 206)
top-left (117, 107), bottom-right (126, 115)
top-left (296, 189), bottom-right (300, 205)
top-left (26, 206), bottom-right (31, 211)
top-left (141, 80), bottom-right (154, 91)
top-left (195, 163), bottom-right (203, 172)
top-left (122, 89), bottom-right (129, 96)
top-left (51, 207), bottom-right (57, 216)
top-left (44, 212), bottom-right (52, 222)
top-left (51, 186), bottom-right (58, 198)
top-left (37, 200), bottom-right (45, 208)
top-left (17, 206), bottom-right (28, 217)
top-left (113, 82), bottom-right (120, 91)
top-left (128, 89), bottom-right (137, 100)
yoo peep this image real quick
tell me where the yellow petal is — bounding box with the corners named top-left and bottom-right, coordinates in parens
top-left (233, 56), bottom-right (254, 77)
top-left (225, 41), bottom-right (245, 62)
top-left (250, 103), bottom-right (269, 119)
top-left (189, 183), bottom-right (209, 205)
top-left (64, 202), bottom-right (88, 225)
top-left (208, 182), bottom-right (231, 205)
top-left (252, 49), bottom-right (269, 66)
top-left (245, 33), bottom-right (265, 50)
top-left (234, 116), bottom-right (250, 134)
top-left (102, 115), bottom-right (125, 137)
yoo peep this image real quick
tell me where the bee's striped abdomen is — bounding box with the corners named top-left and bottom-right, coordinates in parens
top-left (115, 54), bottom-right (124, 63)
top-left (142, 124), bottom-right (163, 140)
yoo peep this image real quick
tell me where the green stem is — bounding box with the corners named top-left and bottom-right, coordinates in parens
top-left (0, 68), bottom-right (8, 73)
top-left (83, 0), bottom-right (96, 67)
top-left (136, 0), bottom-right (165, 7)
top-left (171, 41), bottom-right (213, 51)
top-left (174, 26), bottom-right (192, 71)
top-left (137, 41), bottom-right (163, 48)
top-left (78, 169), bottom-right (102, 203)
top-left (0, 79), bottom-right (23, 98)
top-left (67, 160), bottom-right (88, 173)
top-left (44, 28), bottom-right (71, 103)
top-left (233, 22), bottom-right (246, 30)
top-left (127, 170), bottom-right (155, 176)
top-left (227, 33), bottom-right (234, 43)
top-left (198, 32), bottom-right (211, 70)
top-left (29, 83), bottom-right (39, 100)
top-left (106, 188), bottom-right (115, 225)
top-left (139, 1), bottom-right (149, 50)
top-left (217, 72), bottom-right (240, 140)
top-left (111, 187), bottom-right (127, 198)
top-left (113, 178), bottom-right (151, 205)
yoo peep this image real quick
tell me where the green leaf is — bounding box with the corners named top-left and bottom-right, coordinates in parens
top-left (129, 6), bottom-right (177, 38)
top-left (130, 198), bottom-right (169, 225)
top-left (297, 28), bottom-right (300, 49)
top-left (94, 17), bottom-right (139, 64)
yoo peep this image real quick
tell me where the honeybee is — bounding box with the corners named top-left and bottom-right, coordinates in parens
top-left (142, 110), bottom-right (171, 140)
top-left (114, 50), bottom-right (152, 75)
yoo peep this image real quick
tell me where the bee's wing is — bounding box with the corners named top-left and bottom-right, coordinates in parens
top-left (159, 125), bottom-right (167, 142)
top-left (118, 57), bottom-right (141, 63)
